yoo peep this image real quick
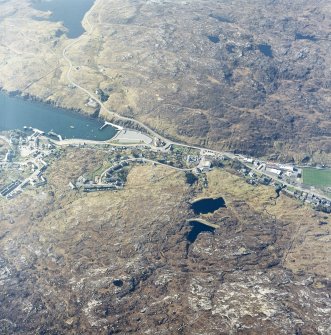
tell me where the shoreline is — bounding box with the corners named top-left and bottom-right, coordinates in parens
top-left (0, 87), bottom-right (101, 120)
top-left (0, 89), bottom-right (119, 142)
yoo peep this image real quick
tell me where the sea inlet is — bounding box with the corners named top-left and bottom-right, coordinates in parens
top-left (32, 0), bottom-right (95, 39)
top-left (0, 92), bottom-right (117, 141)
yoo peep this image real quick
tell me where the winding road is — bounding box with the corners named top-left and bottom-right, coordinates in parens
top-left (61, 1), bottom-right (232, 154)
top-left (60, 0), bottom-right (331, 203)
top-left (62, 3), bottom-right (170, 146)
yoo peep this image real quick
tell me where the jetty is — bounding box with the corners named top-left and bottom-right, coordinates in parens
top-left (48, 131), bottom-right (63, 141)
top-left (99, 121), bottom-right (124, 131)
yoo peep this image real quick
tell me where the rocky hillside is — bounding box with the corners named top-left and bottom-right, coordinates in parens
top-left (0, 148), bottom-right (330, 334)
top-left (0, 0), bottom-right (330, 162)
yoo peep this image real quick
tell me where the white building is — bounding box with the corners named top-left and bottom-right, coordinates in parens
top-left (267, 168), bottom-right (282, 175)
top-left (198, 158), bottom-right (212, 172)
top-left (279, 164), bottom-right (294, 172)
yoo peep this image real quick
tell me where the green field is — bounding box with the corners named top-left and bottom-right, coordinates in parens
top-left (302, 168), bottom-right (331, 187)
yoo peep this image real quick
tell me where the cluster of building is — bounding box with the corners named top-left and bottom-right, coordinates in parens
top-left (236, 155), bottom-right (331, 212)
top-left (0, 129), bottom-right (56, 200)
top-left (73, 160), bottom-right (129, 192)
top-left (73, 180), bottom-right (123, 193)
top-left (242, 157), bottom-right (302, 179)
top-left (0, 180), bottom-right (22, 199)
top-left (187, 149), bottom-right (226, 174)
top-left (238, 156), bottom-right (303, 186)
top-left (283, 189), bottom-right (331, 213)
top-left (186, 155), bottom-right (212, 173)
top-left (10, 124), bottom-right (323, 215)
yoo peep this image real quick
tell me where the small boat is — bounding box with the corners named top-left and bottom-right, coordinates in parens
top-left (70, 125), bottom-right (75, 129)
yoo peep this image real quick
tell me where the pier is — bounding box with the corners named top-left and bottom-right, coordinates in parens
top-left (99, 121), bottom-right (123, 131)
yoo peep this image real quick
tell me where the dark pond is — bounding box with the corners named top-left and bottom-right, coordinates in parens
top-left (191, 197), bottom-right (226, 215)
top-left (185, 172), bottom-right (198, 185)
top-left (208, 35), bottom-right (220, 43)
top-left (226, 44), bottom-right (235, 53)
top-left (32, 0), bottom-right (95, 39)
top-left (0, 92), bottom-right (117, 141)
top-left (186, 221), bottom-right (215, 243)
top-left (258, 44), bottom-right (273, 58)
top-left (113, 279), bottom-right (124, 287)
top-left (295, 33), bottom-right (317, 42)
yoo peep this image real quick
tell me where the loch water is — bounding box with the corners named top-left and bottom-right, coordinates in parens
top-left (0, 92), bottom-right (117, 141)
top-left (32, 0), bottom-right (95, 39)
top-left (191, 197), bottom-right (226, 215)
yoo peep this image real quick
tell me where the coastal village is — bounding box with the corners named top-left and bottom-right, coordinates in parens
top-left (0, 125), bottom-right (330, 214)
top-left (234, 155), bottom-right (331, 213)
top-left (0, 128), bottom-right (56, 199)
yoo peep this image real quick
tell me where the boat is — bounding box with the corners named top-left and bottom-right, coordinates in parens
top-left (70, 125), bottom-right (75, 129)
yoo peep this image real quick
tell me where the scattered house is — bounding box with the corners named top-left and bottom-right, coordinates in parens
top-left (187, 155), bottom-right (199, 163)
top-left (247, 179), bottom-right (256, 185)
top-left (33, 176), bottom-right (47, 187)
top-left (200, 149), bottom-right (216, 157)
top-left (267, 168), bottom-right (282, 176)
top-left (241, 168), bottom-right (249, 175)
top-left (83, 184), bottom-right (122, 192)
top-left (77, 176), bottom-right (87, 184)
top-left (39, 159), bottom-right (48, 167)
top-left (153, 137), bottom-right (162, 147)
top-left (192, 167), bottom-right (200, 175)
top-left (4, 150), bottom-right (13, 162)
top-left (198, 158), bottom-right (212, 172)
top-left (69, 182), bottom-right (77, 190)
top-left (283, 188), bottom-right (295, 197)
top-left (86, 98), bottom-right (98, 108)
top-left (0, 180), bottom-right (21, 197)
top-left (257, 163), bottom-right (266, 171)
top-left (279, 164), bottom-right (295, 172)
top-left (259, 176), bottom-right (272, 185)
top-left (306, 194), bottom-right (314, 204)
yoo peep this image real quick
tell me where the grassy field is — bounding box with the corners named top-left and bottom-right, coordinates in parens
top-left (302, 168), bottom-right (331, 187)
